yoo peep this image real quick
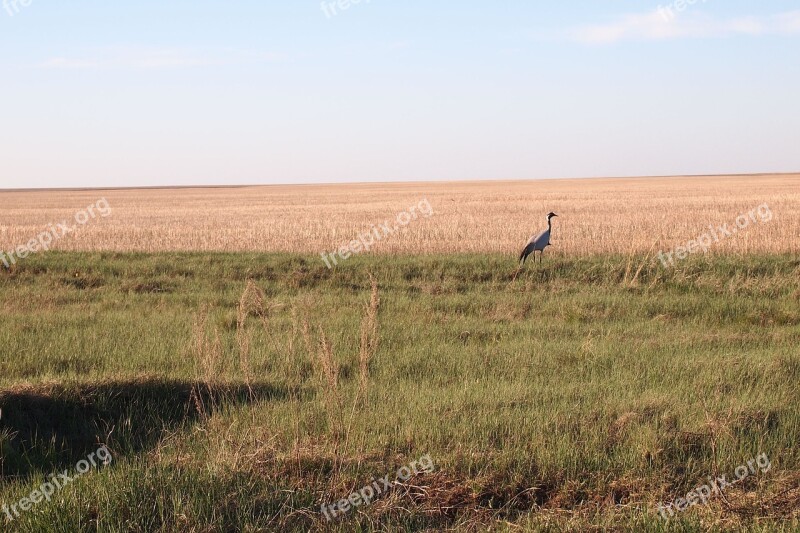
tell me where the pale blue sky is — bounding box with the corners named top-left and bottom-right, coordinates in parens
top-left (1, 1), bottom-right (798, 188)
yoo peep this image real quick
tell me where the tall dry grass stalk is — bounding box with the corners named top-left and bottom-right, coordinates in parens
top-left (358, 273), bottom-right (380, 398)
top-left (286, 304), bottom-right (305, 396)
top-left (236, 280), bottom-right (262, 395)
top-left (191, 304), bottom-right (224, 385)
top-left (316, 326), bottom-right (342, 414)
top-left (299, 273), bottom-right (382, 469)
top-left (189, 304), bottom-right (224, 418)
top-left (342, 274), bottom-right (382, 471)
top-left (236, 279), bottom-right (285, 397)
top-left (300, 309), bottom-right (343, 438)
top-left (286, 303), bottom-right (308, 476)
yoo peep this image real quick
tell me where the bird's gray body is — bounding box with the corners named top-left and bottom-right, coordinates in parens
top-left (519, 213), bottom-right (557, 265)
top-left (523, 228), bottom-right (551, 253)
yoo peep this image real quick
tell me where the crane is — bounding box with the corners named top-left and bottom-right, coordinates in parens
top-left (519, 212), bottom-right (558, 266)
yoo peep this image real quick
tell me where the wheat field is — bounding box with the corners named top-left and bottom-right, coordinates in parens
top-left (2, 174), bottom-right (799, 257)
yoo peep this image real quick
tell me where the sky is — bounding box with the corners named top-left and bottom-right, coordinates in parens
top-left (1, 0), bottom-right (799, 189)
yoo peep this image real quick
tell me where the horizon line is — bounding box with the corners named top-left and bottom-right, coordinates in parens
top-left (2, 171), bottom-right (798, 194)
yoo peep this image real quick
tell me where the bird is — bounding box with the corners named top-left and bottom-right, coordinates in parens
top-left (519, 212), bottom-right (558, 266)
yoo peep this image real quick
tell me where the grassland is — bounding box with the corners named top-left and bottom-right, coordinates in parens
top-left (1, 250), bottom-right (799, 531)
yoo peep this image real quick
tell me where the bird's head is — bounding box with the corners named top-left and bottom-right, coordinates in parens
top-left (547, 212), bottom-right (558, 220)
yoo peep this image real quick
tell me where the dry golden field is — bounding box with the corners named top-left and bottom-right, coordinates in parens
top-left (1, 174), bottom-right (799, 256)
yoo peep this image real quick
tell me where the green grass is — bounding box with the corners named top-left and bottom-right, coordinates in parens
top-left (1, 252), bottom-right (799, 531)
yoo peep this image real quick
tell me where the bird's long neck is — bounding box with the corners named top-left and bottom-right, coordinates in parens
top-left (547, 217), bottom-right (552, 230)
